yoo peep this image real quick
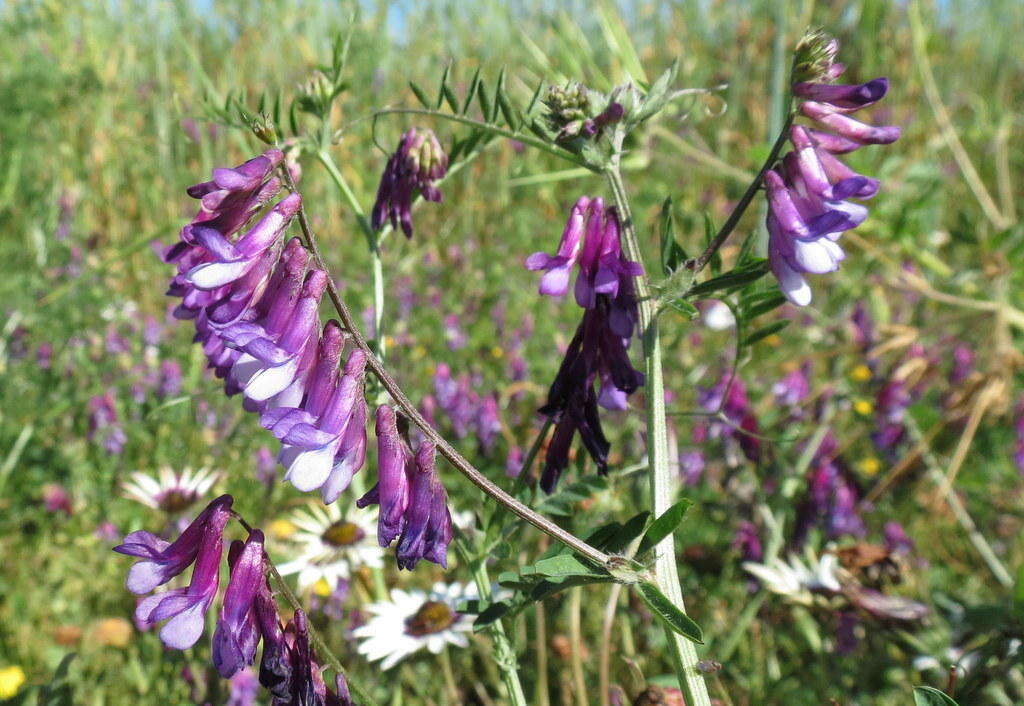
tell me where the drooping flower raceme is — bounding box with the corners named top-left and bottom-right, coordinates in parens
top-left (114, 495), bottom-right (232, 650)
top-left (766, 38), bottom-right (900, 306)
top-left (371, 127), bottom-right (448, 239)
top-left (357, 405), bottom-right (453, 569)
top-left (526, 198), bottom-right (645, 491)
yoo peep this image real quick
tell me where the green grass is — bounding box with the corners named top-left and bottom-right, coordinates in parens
top-left (1, 0), bottom-right (1023, 704)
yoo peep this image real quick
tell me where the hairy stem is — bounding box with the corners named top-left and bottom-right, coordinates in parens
top-left (466, 549), bottom-right (529, 706)
top-left (278, 166), bottom-right (612, 567)
top-left (684, 112), bottom-right (793, 274)
top-left (605, 161), bottom-right (711, 705)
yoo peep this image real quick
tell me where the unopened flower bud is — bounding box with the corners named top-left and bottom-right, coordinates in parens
top-left (792, 29), bottom-right (841, 84)
top-left (249, 112), bottom-right (278, 145)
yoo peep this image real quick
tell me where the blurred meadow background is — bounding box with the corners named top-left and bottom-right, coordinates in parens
top-left (1, 0), bottom-right (1023, 704)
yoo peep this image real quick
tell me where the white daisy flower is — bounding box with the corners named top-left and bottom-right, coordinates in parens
top-left (275, 503), bottom-right (384, 590)
top-left (122, 466), bottom-right (219, 514)
top-left (354, 582), bottom-right (477, 670)
top-left (743, 550), bottom-right (841, 600)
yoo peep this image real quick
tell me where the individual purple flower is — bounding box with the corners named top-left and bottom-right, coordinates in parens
top-left (42, 483), bottom-right (73, 515)
top-left (255, 446), bottom-right (277, 487)
top-left (475, 395), bottom-right (502, 453)
top-left (950, 344), bottom-right (974, 385)
top-left (88, 390), bottom-right (127, 456)
top-left (872, 379), bottom-right (911, 454)
top-left (395, 441), bottom-right (453, 569)
top-left (525, 196), bottom-right (589, 296)
top-left (883, 521), bottom-right (914, 556)
top-left (213, 530), bottom-right (265, 677)
top-left (186, 193), bottom-right (301, 291)
top-left (357, 405), bottom-right (410, 546)
top-left (371, 127), bottom-right (448, 239)
top-left (177, 150), bottom-right (284, 250)
top-left (773, 361), bottom-right (812, 407)
top-left (158, 360), bottom-right (183, 398)
top-left (227, 668), bottom-right (260, 706)
top-left (794, 436), bottom-right (865, 543)
top-left (115, 495), bottom-right (232, 650)
top-left (679, 449), bottom-right (705, 485)
top-left (697, 375), bottom-right (762, 465)
top-left (358, 406), bottom-right (453, 568)
top-left (37, 342), bottom-right (53, 370)
top-left (505, 445), bottom-right (524, 478)
top-left (263, 345), bottom-right (368, 502)
top-left (765, 37), bottom-right (899, 305)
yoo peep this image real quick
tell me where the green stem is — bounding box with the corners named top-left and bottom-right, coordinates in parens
top-left (374, 107), bottom-right (596, 170)
top-left (464, 544), bottom-right (529, 706)
top-left (315, 149), bottom-right (387, 357)
top-left (605, 161), bottom-right (711, 706)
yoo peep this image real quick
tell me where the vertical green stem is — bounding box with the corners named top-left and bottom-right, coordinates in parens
top-left (605, 163), bottom-right (712, 706)
top-left (465, 547), bottom-right (529, 706)
top-left (315, 149), bottom-right (387, 356)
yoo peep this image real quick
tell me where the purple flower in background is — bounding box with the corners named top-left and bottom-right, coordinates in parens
top-left (37, 342), bottom-right (53, 370)
top-left (505, 445), bottom-right (524, 478)
top-left (371, 127), bottom-right (448, 239)
top-left (835, 611), bottom-right (861, 654)
top-left (475, 395), bottom-right (502, 453)
top-left (115, 495), bottom-right (232, 650)
top-left (88, 390), bottom-right (127, 455)
top-left (950, 344), bottom-right (974, 384)
top-left (884, 521), bottom-right (914, 556)
top-left (95, 521), bottom-right (121, 543)
top-left (213, 530), bottom-right (265, 678)
top-left (794, 435), bottom-right (865, 543)
top-left (773, 361), bottom-right (812, 407)
top-left (158, 360), bottom-right (183, 398)
top-left (679, 449), bottom-right (705, 485)
top-left (1013, 398), bottom-right (1024, 474)
top-left (227, 668), bottom-right (260, 706)
top-left (698, 375), bottom-right (763, 466)
top-left (766, 38), bottom-right (899, 306)
top-left (872, 379), bottom-right (910, 454)
top-left (255, 446), bottom-right (276, 487)
top-left (42, 483), bottom-right (73, 515)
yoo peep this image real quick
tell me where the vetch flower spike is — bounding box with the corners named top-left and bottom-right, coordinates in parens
top-left (213, 530), bottom-right (266, 678)
top-left (115, 495), bottom-right (232, 650)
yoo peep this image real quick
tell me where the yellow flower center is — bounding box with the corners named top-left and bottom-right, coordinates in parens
top-left (313, 578), bottom-right (333, 597)
top-left (268, 519), bottom-right (297, 539)
top-left (850, 364), bottom-right (873, 382)
top-left (158, 488), bottom-right (197, 514)
top-left (858, 457), bottom-right (882, 476)
top-left (0, 666), bottom-right (26, 700)
top-left (853, 399), bottom-right (874, 416)
top-left (321, 520), bottom-right (364, 548)
top-left (405, 601), bottom-right (456, 636)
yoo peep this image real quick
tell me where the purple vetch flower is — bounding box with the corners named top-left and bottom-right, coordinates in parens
top-left (227, 668), bottom-right (260, 706)
top-left (263, 344), bottom-right (368, 501)
top-left (115, 495), bottom-right (232, 650)
top-left (835, 611), bottom-right (861, 654)
top-left (95, 520), bottom-right (121, 543)
top-left (88, 390), bottom-right (127, 456)
top-left (255, 446), bottom-right (277, 487)
top-left (213, 530), bottom-right (265, 677)
top-left (395, 441), bottom-right (453, 569)
top-left (255, 580), bottom-right (291, 698)
top-left (371, 127), bottom-right (448, 239)
top-left (794, 436), bottom-right (866, 543)
top-left (733, 521), bottom-right (763, 563)
top-left (884, 521), bottom-right (914, 556)
top-left (505, 445), bottom-right (524, 478)
top-left (872, 379), bottom-right (911, 454)
top-left (679, 449), bottom-right (705, 485)
top-left (525, 196), bottom-right (589, 296)
top-left (42, 483), bottom-right (73, 515)
top-left (950, 344), bottom-right (974, 385)
top-left (773, 361), bottom-right (812, 407)
top-left (765, 39), bottom-right (899, 306)
top-left (357, 406), bottom-right (453, 568)
top-left (37, 342), bottom-right (53, 370)
top-left (358, 406), bottom-right (410, 546)
top-left (177, 150), bottom-right (284, 250)
top-left (475, 395), bottom-right (502, 453)
top-left (158, 360), bottom-right (183, 398)
top-left (697, 375), bottom-right (763, 465)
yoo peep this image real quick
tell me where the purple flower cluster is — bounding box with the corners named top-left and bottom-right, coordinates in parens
top-left (115, 498), bottom-right (351, 705)
top-left (356, 405), bottom-right (453, 570)
top-left (428, 363), bottom-right (503, 453)
top-left (160, 150), bottom-right (454, 567)
top-left (371, 127), bottom-right (448, 239)
top-left (1013, 397), bottom-right (1024, 474)
top-left (766, 40), bottom-right (900, 306)
top-left (695, 375), bottom-right (763, 467)
top-left (525, 197), bottom-right (645, 491)
top-left (794, 433), bottom-right (866, 543)
top-left (88, 389), bottom-right (127, 455)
